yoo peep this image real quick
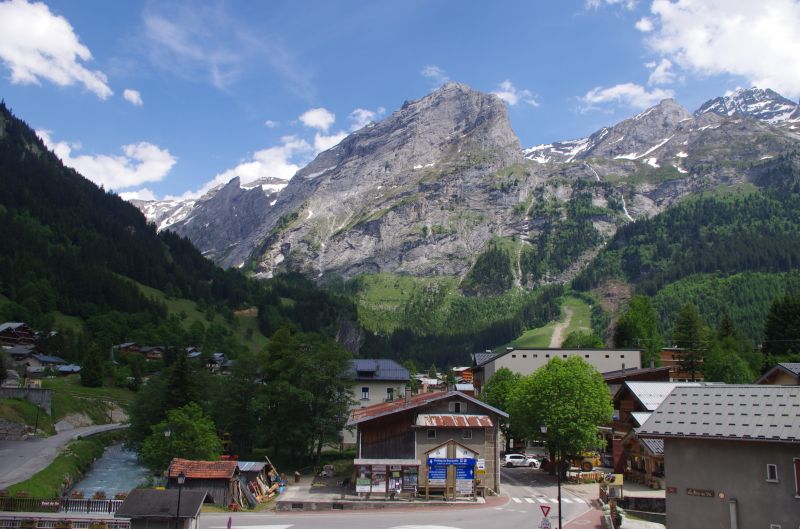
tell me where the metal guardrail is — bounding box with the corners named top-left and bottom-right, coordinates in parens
top-left (0, 516), bottom-right (129, 529)
top-left (0, 499), bottom-right (122, 515)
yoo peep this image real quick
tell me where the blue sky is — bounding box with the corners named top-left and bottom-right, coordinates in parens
top-left (1, 0), bottom-right (799, 200)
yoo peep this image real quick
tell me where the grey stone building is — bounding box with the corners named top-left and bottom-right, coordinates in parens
top-left (638, 385), bottom-right (800, 528)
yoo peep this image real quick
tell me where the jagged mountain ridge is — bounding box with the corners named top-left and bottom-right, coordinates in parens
top-left (133, 84), bottom-right (800, 283)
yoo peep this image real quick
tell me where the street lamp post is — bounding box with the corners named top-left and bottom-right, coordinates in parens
top-left (541, 424), bottom-right (562, 529)
top-left (175, 471), bottom-right (186, 529)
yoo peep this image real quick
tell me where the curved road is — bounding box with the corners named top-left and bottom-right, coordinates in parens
top-left (0, 423), bottom-right (127, 490)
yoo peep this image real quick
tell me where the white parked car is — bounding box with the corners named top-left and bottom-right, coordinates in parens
top-left (504, 453), bottom-right (540, 468)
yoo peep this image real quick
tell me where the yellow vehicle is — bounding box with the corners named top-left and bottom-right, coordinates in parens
top-left (567, 452), bottom-right (601, 472)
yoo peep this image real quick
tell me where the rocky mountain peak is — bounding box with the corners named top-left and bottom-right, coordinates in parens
top-left (696, 87), bottom-right (798, 123)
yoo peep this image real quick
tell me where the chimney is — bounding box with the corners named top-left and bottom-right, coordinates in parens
top-left (506, 347), bottom-right (513, 352)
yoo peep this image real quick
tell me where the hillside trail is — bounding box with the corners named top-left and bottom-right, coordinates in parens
top-left (549, 306), bottom-right (574, 348)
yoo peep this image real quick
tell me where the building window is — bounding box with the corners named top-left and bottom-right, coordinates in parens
top-left (449, 401), bottom-right (463, 413)
top-left (766, 463), bottom-right (778, 482)
top-left (585, 354), bottom-right (589, 358)
top-left (533, 354), bottom-right (538, 358)
top-left (386, 387), bottom-right (394, 401)
top-left (512, 354), bottom-right (516, 358)
top-left (361, 387), bottom-right (369, 400)
top-left (427, 429), bottom-right (436, 439)
top-left (605, 354), bottom-right (610, 358)
top-left (463, 429), bottom-right (472, 440)
top-left (621, 354), bottom-right (625, 358)
top-left (546, 354), bottom-right (550, 358)
top-left (794, 457), bottom-right (800, 496)
top-left (622, 363), bottom-right (625, 370)
top-left (522, 354), bottom-right (527, 358)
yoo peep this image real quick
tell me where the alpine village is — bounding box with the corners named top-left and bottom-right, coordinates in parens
top-left (1, 4), bottom-right (800, 529)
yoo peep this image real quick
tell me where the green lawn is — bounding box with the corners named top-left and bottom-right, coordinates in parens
top-left (506, 295), bottom-right (593, 349)
top-left (43, 375), bottom-right (135, 422)
top-left (0, 399), bottom-right (56, 435)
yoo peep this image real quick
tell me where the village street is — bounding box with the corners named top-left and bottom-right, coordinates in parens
top-left (198, 467), bottom-right (595, 529)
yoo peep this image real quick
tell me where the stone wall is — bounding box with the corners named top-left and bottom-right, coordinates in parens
top-left (0, 388), bottom-right (53, 414)
top-left (0, 417), bottom-right (33, 440)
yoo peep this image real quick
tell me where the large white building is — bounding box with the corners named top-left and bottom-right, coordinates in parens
top-left (472, 347), bottom-right (642, 394)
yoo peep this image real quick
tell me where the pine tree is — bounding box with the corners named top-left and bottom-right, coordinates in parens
top-left (673, 303), bottom-right (705, 381)
top-left (80, 344), bottom-right (104, 387)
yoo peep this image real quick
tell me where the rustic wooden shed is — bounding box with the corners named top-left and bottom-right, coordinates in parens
top-left (168, 459), bottom-right (240, 507)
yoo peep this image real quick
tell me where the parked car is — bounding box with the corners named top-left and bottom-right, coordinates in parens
top-left (504, 453), bottom-right (540, 468)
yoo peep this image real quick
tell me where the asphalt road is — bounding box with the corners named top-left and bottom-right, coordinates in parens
top-left (0, 423), bottom-right (127, 490)
top-left (197, 467), bottom-right (593, 529)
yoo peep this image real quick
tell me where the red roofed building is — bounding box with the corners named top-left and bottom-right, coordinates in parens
top-left (346, 389), bottom-right (508, 497)
top-left (168, 458), bottom-right (240, 507)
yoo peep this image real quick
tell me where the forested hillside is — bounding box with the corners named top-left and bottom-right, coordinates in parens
top-left (573, 155), bottom-right (800, 296)
top-left (0, 102), bottom-right (259, 359)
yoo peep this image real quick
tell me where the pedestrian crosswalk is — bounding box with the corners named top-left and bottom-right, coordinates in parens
top-left (509, 496), bottom-right (587, 505)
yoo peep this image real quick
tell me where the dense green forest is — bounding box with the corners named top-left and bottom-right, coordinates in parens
top-left (652, 271), bottom-right (800, 344)
top-left (573, 160), bottom-right (800, 295)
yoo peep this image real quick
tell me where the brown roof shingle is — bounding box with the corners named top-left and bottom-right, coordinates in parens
top-left (168, 458), bottom-right (238, 479)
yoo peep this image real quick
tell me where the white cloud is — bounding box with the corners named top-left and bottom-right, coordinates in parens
top-left (349, 107), bottom-right (386, 130)
top-left (123, 88), bottom-right (143, 106)
top-left (421, 65), bottom-right (449, 86)
top-left (0, 0), bottom-right (112, 99)
top-left (635, 17), bottom-right (654, 32)
top-left (173, 135), bottom-right (313, 200)
top-left (299, 107), bottom-right (335, 132)
top-left (264, 120), bottom-right (279, 128)
top-left (586, 0), bottom-right (636, 9)
top-left (38, 130), bottom-right (176, 190)
top-left (141, 3), bottom-right (313, 97)
top-left (579, 83), bottom-right (674, 112)
top-left (646, 58), bottom-right (675, 85)
top-left (119, 188), bottom-right (157, 201)
top-left (644, 0), bottom-right (800, 97)
top-left (314, 132), bottom-right (347, 152)
top-left (492, 80), bottom-right (539, 107)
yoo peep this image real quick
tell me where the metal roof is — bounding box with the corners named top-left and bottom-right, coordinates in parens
top-left (781, 363), bottom-right (800, 375)
top-left (236, 461), bottom-right (266, 472)
top-left (754, 362), bottom-right (800, 384)
top-left (415, 414), bottom-right (494, 428)
top-left (639, 437), bottom-right (664, 456)
top-left (347, 359), bottom-right (409, 381)
top-left (31, 353), bottom-right (66, 364)
top-left (639, 385), bottom-right (800, 443)
top-left (0, 322), bottom-right (26, 332)
top-left (455, 383), bottom-right (474, 392)
top-left (6, 345), bottom-right (34, 356)
top-left (623, 381), bottom-right (704, 411)
top-left (631, 412), bottom-right (652, 427)
top-left (347, 390), bottom-right (508, 426)
top-left (472, 351), bottom-right (498, 366)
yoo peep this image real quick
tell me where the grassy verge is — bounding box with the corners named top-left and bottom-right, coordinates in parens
top-left (6, 430), bottom-right (125, 497)
top-left (43, 375), bottom-right (134, 423)
top-left (506, 295), bottom-right (592, 349)
top-left (0, 399), bottom-right (55, 436)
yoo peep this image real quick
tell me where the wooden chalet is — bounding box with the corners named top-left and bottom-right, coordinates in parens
top-left (755, 362), bottom-right (800, 385)
top-left (140, 346), bottom-right (165, 361)
top-left (168, 458), bottom-right (241, 508)
top-left (0, 322), bottom-right (35, 347)
top-left (347, 389), bottom-right (507, 498)
top-left (659, 347), bottom-right (704, 381)
top-left (115, 489), bottom-right (207, 529)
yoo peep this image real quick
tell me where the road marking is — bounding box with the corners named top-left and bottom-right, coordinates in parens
top-left (209, 526), bottom-right (293, 529)
top-left (524, 498), bottom-right (535, 503)
top-left (537, 498), bottom-right (549, 503)
top-left (512, 497), bottom-right (522, 503)
top-left (573, 498), bottom-right (587, 503)
top-left (562, 498), bottom-right (573, 503)
top-left (548, 498), bottom-right (560, 504)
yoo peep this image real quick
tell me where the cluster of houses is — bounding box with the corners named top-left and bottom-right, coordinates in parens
top-left (0, 322), bottom-right (79, 384)
top-left (114, 343), bottom-right (232, 374)
top-left (341, 349), bottom-right (798, 526)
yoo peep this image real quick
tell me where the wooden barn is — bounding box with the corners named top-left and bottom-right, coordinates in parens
top-left (168, 459), bottom-right (240, 507)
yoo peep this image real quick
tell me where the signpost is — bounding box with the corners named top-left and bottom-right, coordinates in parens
top-left (541, 505), bottom-right (551, 517)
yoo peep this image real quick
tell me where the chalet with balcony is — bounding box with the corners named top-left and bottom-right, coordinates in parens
top-left (347, 390), bottom-right (507, 497)
top-left (0, 322), bottom-right (35, 347)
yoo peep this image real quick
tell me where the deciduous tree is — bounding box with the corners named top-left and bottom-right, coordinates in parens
top-left (508, 357), bottom-right (612, 474)
top-left (481, 367), bottom-right (521, 452)
top-left (141, 403), bottom-right (222, 472)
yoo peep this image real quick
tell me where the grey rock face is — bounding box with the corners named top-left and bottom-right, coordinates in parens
top-left (133, 84), bottom-right (800, 284)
